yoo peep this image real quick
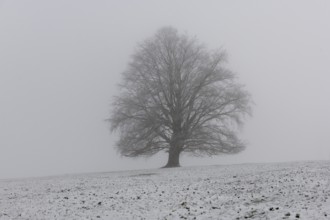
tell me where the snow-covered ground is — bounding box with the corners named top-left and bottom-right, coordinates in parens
top-left (1, 161), bottom-right (330, 220)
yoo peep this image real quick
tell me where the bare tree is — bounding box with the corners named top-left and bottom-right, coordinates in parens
top-left (109, 27), bottom-right (252, 168)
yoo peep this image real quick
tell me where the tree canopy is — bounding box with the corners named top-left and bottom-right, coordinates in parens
top-left (109, 27), bottom-right (252, 167)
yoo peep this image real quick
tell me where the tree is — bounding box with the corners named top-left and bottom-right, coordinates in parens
top-left (109, 27), bottom-right (252, 168)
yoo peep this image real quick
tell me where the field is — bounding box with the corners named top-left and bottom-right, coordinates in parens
top-left (1, 161), bottom-right (330, 219)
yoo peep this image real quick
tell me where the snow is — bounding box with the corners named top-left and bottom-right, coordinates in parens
top-left (1, 161), bottom-right (330, 219)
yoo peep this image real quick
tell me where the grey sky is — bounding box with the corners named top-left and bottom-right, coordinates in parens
top-left (1, 0), bottom-right (330, 179)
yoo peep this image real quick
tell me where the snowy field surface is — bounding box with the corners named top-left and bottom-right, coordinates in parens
top-left (1, 161), bottom-right (330, 220)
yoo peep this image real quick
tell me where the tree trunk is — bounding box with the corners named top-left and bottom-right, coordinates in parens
top-left (163, 147), bottom-right (181, 168)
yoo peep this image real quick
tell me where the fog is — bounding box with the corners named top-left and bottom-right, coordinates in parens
top-left (1, 0), bottom-right (330, 179)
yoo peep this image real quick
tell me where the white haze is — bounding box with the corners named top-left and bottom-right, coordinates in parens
top-left (0, 0), bottom-right (330, 179)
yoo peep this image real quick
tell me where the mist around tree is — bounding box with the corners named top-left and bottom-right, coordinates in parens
top-left (109, 27), bottom-right (252, 168)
